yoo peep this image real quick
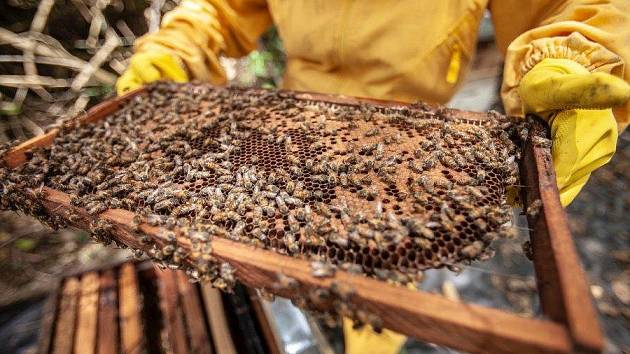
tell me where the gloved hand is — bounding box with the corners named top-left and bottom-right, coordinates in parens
top-left (519, 58), bottom-right (630, 206)
top-left (116, 51), bottom-right (188, 95)
top-left (343, 317), bottom-right (406, 354)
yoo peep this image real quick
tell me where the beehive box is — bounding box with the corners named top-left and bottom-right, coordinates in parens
top-left (36, 261), bottom-right (282, 354)
top-left (2, 83), bottom-right (602, 354)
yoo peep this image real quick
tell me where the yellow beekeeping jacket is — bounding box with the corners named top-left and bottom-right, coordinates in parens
top-left (135, 0), bottom-right (630, 130)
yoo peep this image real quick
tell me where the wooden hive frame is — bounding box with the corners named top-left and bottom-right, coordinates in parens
top-left (4, 89), bottom-right (603, 354)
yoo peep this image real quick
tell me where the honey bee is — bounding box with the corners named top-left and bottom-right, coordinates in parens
top-left (527, 199), bottom-right (542, 218)
top-left (284, 233), bottom-right (300, 253)
top-left (273, 273), bottom-right (299, 291)
top-left (364, 128), bottom-right (380, 137)
top-left (310, 261), bottom-right (336, 278)
top-left (532, 136), bottom-right (552, 148)
top-left (460, 241), bottom-right (484, 258)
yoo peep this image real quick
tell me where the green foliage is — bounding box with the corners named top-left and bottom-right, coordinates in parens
top-left (14, 238), bottom-right (36, 252)
top-left (240, 26), bottom-right (286, 88)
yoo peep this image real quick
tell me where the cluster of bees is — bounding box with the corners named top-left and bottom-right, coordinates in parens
top-left (0, 82), bottom-right (524, 301)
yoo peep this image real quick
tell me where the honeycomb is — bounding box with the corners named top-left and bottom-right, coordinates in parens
top-left (1, 82), bottom-right (521, 284)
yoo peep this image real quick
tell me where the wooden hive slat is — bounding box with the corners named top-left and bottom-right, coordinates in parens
top-left (520, 120), bottom-right (604, 353)
top-left (201, 284), bottom-right (238, 354)
top-left (175, 272), bottom-right (214, 354)
top-left (97, 269), bottom-right (119, 354)
top-left (37, 261), bottom-right (287, 354)
top-left (36, 282), bottom-right (60, 354)
top-left (52, 277), bottom-right (80, 354)
top-left (157, 269), bottom-right (190, 354)
top-left (247, 288), bottom-right (283, 354)
top-left (118, 263), bottom-right (144, 354)
top-left (74, 272), bottom-right (100, 354)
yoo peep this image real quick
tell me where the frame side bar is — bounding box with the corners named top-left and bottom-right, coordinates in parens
top-left (521, 118), bottom-right (603, 353)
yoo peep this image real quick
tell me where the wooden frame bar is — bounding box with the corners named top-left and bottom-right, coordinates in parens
top-left (52, 277), bottom-right (80, 354)
top-left (157, 269), bottom-right (190, 354)
top-left (118, 263), bottom-right (144, 354)
top-left (520, 118), bottom-right (603, 353)
top-left (97, 270), bottom-right (119, 354)
top-left (74, 272), bottom-right (100, 354)
top-left (201, 284), bottom-right (238, 354)
top-left (175, 272), bottom-right (214, 354)
top-left (4, 89), bottom-right (603, 354)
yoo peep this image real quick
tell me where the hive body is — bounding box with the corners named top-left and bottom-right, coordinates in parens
top-left (1, 82), bottom-right (521, 284)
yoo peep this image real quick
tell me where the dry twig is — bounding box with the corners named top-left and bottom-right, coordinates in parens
top-left (0, 28), bottom-right (117, 85)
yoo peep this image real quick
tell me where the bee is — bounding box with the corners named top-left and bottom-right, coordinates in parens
top-left (283, 181), bottom-right (296, 195)
top-left (476, 169), bottom-right (487, 183)
top-left (86, 201), bottom-right (108, 215)
top-left (310, 261), bottom-right (336, 278)
top-left (356, 187), bottom-right (376, 200)
top-left (465, 185), bottom-right (485, 200)
top-left (231, 221), bottom-right (245, 239)
top-left (527, 199), bottom-right (542, 218)
top-left (275, 196), bottom-right (289, 214)
top-left (172, 204), bottom-right (197, 217)
top-left (286, 154), bottom-right (300, 165)
top-left (460, 241), bottom-right (484, 258)
top-left (263, 205), bottom-right (276, 217)
top-left (247, 226), bottom-right (264, 240)
top-left (521, 240), bottom-right (534, 260)
top-left (154, 198), bottom-right (178, 212)
top-left (287, 213), bottom-right (300, 233)
top-left (473, 218), bottom-right (487, 231)
top-left (532, 136), bottom-right (552, 148)
top-left (283, 163), bottom-right (299, 174)
top-left (284, 233), bottom-right (300, 253)
top-left (364, 128), bottom-right (380, 137)
top-left (310, 141), bottom-right (324, 150)
top-left (131, 214), bottom-right (143, 232)
top-left (273, 274), bottom-right (299, 291)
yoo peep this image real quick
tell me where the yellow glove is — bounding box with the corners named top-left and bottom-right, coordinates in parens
top-left (343, 317), bottom-right (406, 354)
top-left (116, 52), bottom-right (189, 95)
top-left (519, 58), bottom-right (630, 206)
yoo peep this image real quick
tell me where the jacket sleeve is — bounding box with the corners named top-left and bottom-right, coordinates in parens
top-left (134, 0), bottom-right (272, 84)
top-left (490, 0), bottom-right (630, 130)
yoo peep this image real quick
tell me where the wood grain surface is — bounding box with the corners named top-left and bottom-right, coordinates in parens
top-left (97, 270), bottom-right (119, 354)
top-left (52, 277), bottom-right (79, 354)
top-left (118, 263), bottom-right (144, 354)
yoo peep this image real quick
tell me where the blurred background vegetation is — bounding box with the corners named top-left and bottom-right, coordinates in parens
top-left (0, 0), bottom-right (286, 144)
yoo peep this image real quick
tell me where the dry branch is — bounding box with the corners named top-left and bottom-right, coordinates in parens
top-left (22, 0), bottom-right (57, 103)
top-left (0, 75), bottom-right (74, 88)
top-left (71, 30), bottom-right (121, 92)
top-left (0, 28), bottom-right (117, 85)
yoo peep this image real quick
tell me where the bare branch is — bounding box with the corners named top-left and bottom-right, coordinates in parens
top-left (23, 0), bottom-right (57, 102)
top-left (21, 117), bottom-right (46, 136)
top-left (71, 29), bottom-right (121, 92)
top-left (0, 75), bottom-right (74, 88)
top-left (147, 0), bottom-right (165, 33)
top-left (0, 55), bottom-right (91, 70)
top-left (0, 28), bottom-right (117, 85)
top-left (31, 0), bottom-right (56, 33)
top-left (115, 20), bottom-right (136, 42)
top-left (70, 0), bottom-right (93, 22)
top-left (87, 0), bottom-right (111, 49)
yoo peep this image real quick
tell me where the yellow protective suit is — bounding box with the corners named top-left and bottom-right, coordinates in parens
top-left (131, 0), bottom-right (630, 131)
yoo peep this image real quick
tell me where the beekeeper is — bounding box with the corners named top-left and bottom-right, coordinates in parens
top-left (117, 1), bottom-right (630, 353)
